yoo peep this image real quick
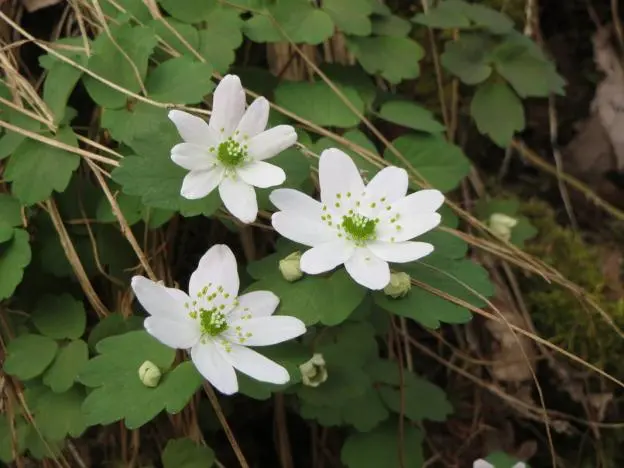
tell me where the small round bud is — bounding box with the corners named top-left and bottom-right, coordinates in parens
top-left (299, 353), bottom-right (328, 388)
top-left (489, 213), bottom-right (518, 241)
top-left (279, 251), bottom-right (303, 282)
top-left (384, 272), bottom-right (411, 298)
top-left (138, 360), bottom-right (161, 388)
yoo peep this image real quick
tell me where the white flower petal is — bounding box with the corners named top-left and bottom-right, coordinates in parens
top-left (368, 241), bottom-right (433, 263)
top-left (189, 244), bottom-right (239, 303)
top-left (247, 125), bottom-right (297, 161)
top-left (271, 212), bottom-right (336, 247)
top-left (131, 276), bottom-right (187, 320)
top-left (219, 177), bottom-right (258, 224)
top-left (171, 143), bottom-right (215, 171)
top-left (237, 161), bottom-right (285, 188)
top-left (169, 110), bottom-right (220, 147)
top-left (300, 240), bottom-right (355, 274)
top-left (512, 464), bottom-right (526, 468)
top-left (358, 166), bottom-right (408, 218)
top-left (319, 148), bottom-right (365, 207)
top-left (269, 188), bottom-right (322, 215)
top-left (191, 340), bottom-right (238, 395)
top-left (208, 74), bottom-right (246, 136)
top-left (180, 167), bottom-right (224, 200)
top-left (228, 291), bottom-right (279, 322)
top-left (224, 344), bottom-right (290, 385)
top-left (377, 212), bottom-right (441, 242)
top-left (144, 316), bottom-right (200, 349)
top-left (224, 316), bottom-right (305, 347)
top-left (344, 248), bottom-right (390, 290)
top-left (235, 96), bottom-right (269, 139)
top-left (473, 461), bottom-right (494, 468)
top-left (401, 189), bottom-right (445, 212)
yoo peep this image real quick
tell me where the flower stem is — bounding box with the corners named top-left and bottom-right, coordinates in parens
top-left (202, 382), bottom-right (249, 468)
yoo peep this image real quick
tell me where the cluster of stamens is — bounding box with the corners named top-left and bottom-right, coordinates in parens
top-left (186, 282), bottom-right (238, 340)
top-left (212, 132), bottom-right (248, 169)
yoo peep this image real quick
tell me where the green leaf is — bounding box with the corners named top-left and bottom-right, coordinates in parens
top-left (146, 57), bottom-right (214, 104)
top-left (341, 388), bottom-right (389, 431)
top-left (0, 109), bottom-right (42, 160)
top-left (341, 421), bottom-right (424, 468)
top-left (322, 0), bottom-right (373, 36)
top-left (441, 33), bottom-right (494, 84)
top-left (3, 334), bottom-right (58, 380)
top-left (197, 8), bottom-right (244, 73)
top-left (243, 2), bottom-right (334, 45)
top-left (32, 293), bottom-right (86, 340)
top-left (0, 415), bottom-right (29, 462)
top-left (42, 340), bottom-right (89, 393)
top-left (150, 18), bottom-right (200, 57)
top-left (101, 102), bottom-right (166, 145)
top-left (100, 0), bottom-right (153, 23)
top-left (162, 438), bottom-right (216, 468)
top-left (347, 36), bottom-right (424, 83)
top-left (80, 331), bottom-right (202, 428)
top-left (0, 193), bottom-right (22, 231)
top-left (4, 127), bottom-right (80, 205)
top-left (470, 80), bottom-right (525, 147)
top-left (463, 3), bottom-right (514, 35)
top-left (83, 24), bottom-right (158, 108)
top-left (320, 63), bottom-right (378, 108)
top-left (385, 134), bottom-right (471, 192)
top-left (370, 360), bottom-right (453, 422)
top-left (158, 0), bottom-right (218, 23)
top-left (485, 451), bottom-right (531, 468)
top-left (275, 81), bottom-right (364, 128)
top-left (493, 36), bottom-right (566, 97)
top-left (24, 384), bottom-right (87, 440)
top-left (87, 312), bottom-right (144, 349)
top-left (111, 119), bottom-right (221, 216)
top-left (412, 0), bottom-right (471, 28)
top-left (378, 100), bottom-right (445, 133)
top-left (247, 266), bottom-right (366, 326)
top-left (374, 259), bottom-right (493, 328)
top-left (0, 229), bottom-right (32, 300)
top-left (43, 62), bottom-right (83, 124)
top-left (371, 15), bottom-right (412, 36)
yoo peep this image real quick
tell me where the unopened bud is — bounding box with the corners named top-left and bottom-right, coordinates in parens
top-left (489, 213), bottom-right (518, 241)
top-left (138, 360), bottom-right (161, 388)
top-left (384, 272), bottom-right (411, 298)
top-left (299, 353), bottom-right (328, 387)
top-left (279, 251), bottom-right (303, 282)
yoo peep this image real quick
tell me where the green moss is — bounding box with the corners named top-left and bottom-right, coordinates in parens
top-left (520, 200), bottom-right (624, 375)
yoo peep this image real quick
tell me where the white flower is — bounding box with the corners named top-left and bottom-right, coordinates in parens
top-left (168, 74), bottom-right (297, 224)
top-left (473, 459), bottom-right (526, 468)
top-left (130, 244), bottom-right (306, 395)
top-left (270, 148), bottom-right (444, 290)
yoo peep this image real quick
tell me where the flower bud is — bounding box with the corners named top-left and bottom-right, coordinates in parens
top-left (138, 360), bottom-right (161, 388)
top-left (384, 272), bottom-right (411, 298)
top-left (279, 251), bottom-right (303, 282)
top-left (299, 353), bottom-right (328, 388)
top-left (489, 213), bottom-right (518, 241)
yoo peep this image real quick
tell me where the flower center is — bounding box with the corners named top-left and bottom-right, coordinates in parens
top-left (341, 214), bottom-right (378, 244)
top-left (217, 137), bottom-right (247, 167)
top-left (199, 307), bottom-right (228, 336)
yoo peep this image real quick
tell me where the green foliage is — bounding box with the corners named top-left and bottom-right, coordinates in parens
top-left (32, 293), bottom-right (86, 340)
top-left (4, 334), bottom-right (59, 380)
top-left (275, 81), bottom-right (364, 128)
top-left (470, 79), bottom-right (525, 147)
top-left (485, 451), bottom-right (531, 467)
top-left (43, 339), bottom-right (89, 393)
top-left (341, 421), bottom-right (424, 468)
top-left (162, 438), bottom-right (216, 468)
top-left (378, 100), bottom-right (445, 133)
top-left (146, 57), bottom-right (214, 103)
top-left (4, 127), bottom-right (80, 205)
top-left (79, 331), bottom-right (202, 428)
top-left (0, 228), bottom-right (31, 300)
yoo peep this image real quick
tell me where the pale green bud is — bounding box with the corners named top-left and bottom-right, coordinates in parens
top-left (384, 272), bottom-right (411, 298)
top-left (299, 353), bottom-right (328, 388)
top-left (138, 360), bottom-right (161, 388)
top-left (279, 251), bottom-right (303, 282)
top-left (489, 213), bottom-right (518, 241)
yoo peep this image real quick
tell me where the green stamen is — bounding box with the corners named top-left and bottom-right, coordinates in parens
top-left (199, 307), bottom-right (228, 336)
top-left (217, 137), bottom-right (247, 167)
top-left (341, 214), bottom-right (378, 244)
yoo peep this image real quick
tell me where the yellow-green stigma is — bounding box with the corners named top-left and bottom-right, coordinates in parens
top-left (341, 214), bottom-right (378, 244)
top-left (199, 307), bottom-right (228, 336)
top-left (217, 137), bottom-right (247, 167)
